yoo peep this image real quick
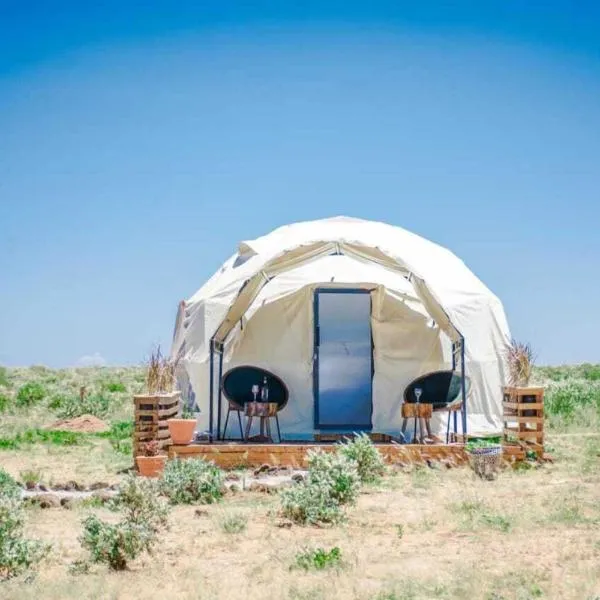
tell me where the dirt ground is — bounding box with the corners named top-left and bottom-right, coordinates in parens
top-left (3, 433), bottom-right (600, 600)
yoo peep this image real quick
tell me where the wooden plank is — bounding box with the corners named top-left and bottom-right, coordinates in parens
top-left (502, 386), bottom-right (545, 396)
top-left (166, 442), bottom-right (528, 468)
top-left (503, 402), bottom-right (544, 411)
top-left (503, 416), bottom-right (544, 424)
top-left (135, 430), bottom-right (171, 440)
top-left (504, 429), bottom-right (543, 441)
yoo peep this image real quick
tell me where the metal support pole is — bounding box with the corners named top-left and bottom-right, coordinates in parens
top-left (209, 340), bottom-right (214, 443)
top-left (461, 337), bottom-right (467, 437)
top-left (217, 349), bottom-right (224, 440)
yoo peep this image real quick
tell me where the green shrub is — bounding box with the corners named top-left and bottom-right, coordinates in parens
top-left (95, 420), bottom-right (134, 455)
top-left (0, 469), bottom-right (20, 500)
top-left (81, 475), bottom-right (169, 571)
top-left (56, 393), bottom-right (110, 419)
top-left (0, 494), bottom-right (49, 580)
top-left (15, 382), bottom-right (46, 407)
top-left (306, 450), bottom-right (360, 506)
top-left (581, 363), bottom-right (600, 381)
top-left (219, 512), bottom-right (248, 534)
top-left (110, 475), bottom-right (169, 527)
top-left (545, 381), bottom-right (600, 425)
top-left (110, 438), bottom-right (133, 456)
top-left (99, 420), bottom-right (134, 441)
top-left (293, 546), bottom-right (342, 571)
top-left (0, 366), bottom-right (10, 387)
top-left (105, 382), bottom-right (126, 393)
top-left (481, 513), bottom-right (512, 533)
top-left (0, 438), bottom-right (18, 450)
top-left (47, 394), bottom-right (66, 410)
top-left (160, 458), bottom-right (224, 505)
top-left (279, 449), bottom-right (360, 526)
top-left (280, 482), bottom-right (344, 525)
top-left (0, 394), bottom-right (10, 413)
top-left (0, 429), bottom-right (83, 451)
top-left (337, 433), bottom-right (386, 483)
top-left (81, 516), bottom-right (149, 571)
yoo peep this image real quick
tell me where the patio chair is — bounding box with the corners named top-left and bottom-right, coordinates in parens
top-left (403, 370), bottom-right (471, 443)
top-left (221, 365), bottom-right (289, 442)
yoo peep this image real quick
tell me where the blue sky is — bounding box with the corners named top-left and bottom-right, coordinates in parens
top-left (1, 2), bottom-right (599, 367)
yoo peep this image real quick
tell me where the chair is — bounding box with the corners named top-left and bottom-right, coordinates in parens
top-left (221, 366), bottom-right (289, 442)
top-left (222, 399), bottom-right (245, 441)
top-left (403, 370), bottom-right (471, 443)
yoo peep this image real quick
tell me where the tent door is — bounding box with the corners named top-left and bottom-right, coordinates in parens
top-left (313, 288), bottom-right (373, 431)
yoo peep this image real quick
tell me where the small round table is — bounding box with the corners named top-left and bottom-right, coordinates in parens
top-left (244, 401), bottom-right (280, 442)
top-left (401, 403), bottom-right (433, 443)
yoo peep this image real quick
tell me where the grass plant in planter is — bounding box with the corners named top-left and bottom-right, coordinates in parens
top-left (505, 339), bottom-right (537, 391)
top-left (135, 440), bottom-right (167, 477)
top-left (133, 346), bottom-right (182, 457)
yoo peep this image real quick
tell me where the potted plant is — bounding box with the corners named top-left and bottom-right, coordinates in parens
top-left (167, 403), bottom-right (197, 446)
top-left (135, 440), bottom-right (167, 477)
top-left (505, 339), bottom-right (536, 388)
top-left (504, 339), bottom-right (543, 414)
top-left (133, 346), bottom-right (182, 457)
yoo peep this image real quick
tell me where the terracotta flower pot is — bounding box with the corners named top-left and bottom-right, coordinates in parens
top-left (167, 419), bottom-right (196, 445)
top-left (136, 455), bottom-right (167, 477)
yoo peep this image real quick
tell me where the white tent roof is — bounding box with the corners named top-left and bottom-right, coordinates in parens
top-left (173, 216), bottom-right (511, 436)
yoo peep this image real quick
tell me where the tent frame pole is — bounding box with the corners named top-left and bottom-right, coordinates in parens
top-left (217, 348), bottom-right (224, 440)
top-left (460, 336), bottom-right (467, 438)
top-left (209, 339), bottom-right (214, 444)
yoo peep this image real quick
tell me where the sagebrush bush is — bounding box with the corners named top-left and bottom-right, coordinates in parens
top-left (81, 475), bottom-right (169, 571)
top-left (306, 450), bottom-right (360, 505)
top-left (160, 458), bottom-right (224, 505)
top-left (280, 450), bottom-right (360, 525)
top-left (0, 494), bottom-right (49, 580)
top-left (280, 480), bottom-right (344, 525)
top-left (81, 517), bottom-right (150, 571)
top-left (0, 469), bottom-right (21, 501)
top-left (110, 475), bottom-right (169, 527)
top-left (338, 433), bottom-right (386, 483)
top-left (15, 382), bottom-right (46, 407)
top-left (220, 512), bottom-right (248, 534)
top-left (56, 393), bottom-right (110, 419)
top-left (0, 394), bottom-right (9, 413)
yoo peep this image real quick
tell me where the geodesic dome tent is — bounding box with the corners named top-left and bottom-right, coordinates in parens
top-left (171, 216), bottom-right (511, 440)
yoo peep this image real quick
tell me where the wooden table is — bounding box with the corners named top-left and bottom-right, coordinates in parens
top-left (401, 403), bottom-right (433, 443)
top-left (244, 402), bottom-right (280, 442)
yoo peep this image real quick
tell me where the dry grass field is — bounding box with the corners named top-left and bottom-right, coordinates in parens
top-left (1, 365), bottom-right (600, 600)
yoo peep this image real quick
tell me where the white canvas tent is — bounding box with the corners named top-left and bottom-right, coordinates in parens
top-left (171, 216), bottom-right (511, 439)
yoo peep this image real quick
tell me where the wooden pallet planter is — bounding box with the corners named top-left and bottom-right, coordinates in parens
top-left (502, 386), bottom-right (544, 457)
top-left (133, 391), bottom-right (181, 460)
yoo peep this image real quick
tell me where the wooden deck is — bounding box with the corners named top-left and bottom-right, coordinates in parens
top-left (168, 441), bottom-right (527, 469)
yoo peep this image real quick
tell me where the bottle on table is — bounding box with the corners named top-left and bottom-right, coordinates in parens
top-left (260, 376), bottom-right (269, 402)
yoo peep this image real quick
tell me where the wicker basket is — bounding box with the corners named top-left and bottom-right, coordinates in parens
top-left (467, 445), bottom-right (503, 480)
